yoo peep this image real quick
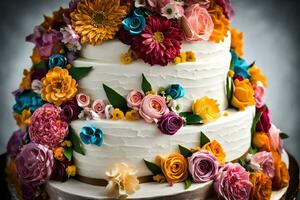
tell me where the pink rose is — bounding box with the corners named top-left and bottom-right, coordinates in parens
top-left (251, 151), bottom-right (275, 179)
top-left (181, 4), bottom-right (214, 41)
top-left (184, 0), bottom-right (211, 9)
top-left (214, 163), bottom-right (252, 200)
top-left (139, 94), bottom-right (169, 123)
top-left (268, 124), bottom-right (283, 153)
top-left (253, 82), bottom-right (265, 108)
top-left (127, 90), bottom-right (145, 110)
top-left (76, 93), bottom-right (90, 108)
top-left (92, 99), bottom-right (106, 117)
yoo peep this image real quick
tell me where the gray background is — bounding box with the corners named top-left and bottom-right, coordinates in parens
top-left (0, 0), bottom-right (299, 179)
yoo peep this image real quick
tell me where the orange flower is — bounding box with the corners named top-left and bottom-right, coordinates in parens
top-left (231, 28), bottom-right (244, 58)
top-left (53, 147), bottom-right (64, 161)
top-left (125, 110), bottom-right (140, 121)
top-left (272, 151), bottom-right (290, 190)
top-left (31, 48), bottom-right (42, 65)
top-left (231, 79), bottom-right (255, 111)
top-left (20, 69), bottom-right (32, 91)
top-left (192, 96), bottom-right (221, 124)
top-left (202, 140), bottom-right (226, 163)
top-left (14, 109), bottom-right (31, 130)
top-left (41, 7), bottom-right (67, 30)
top-left (252, 132), bottom-right (271, 152)
top-left (157, 152), bottom-right (188, 183)
top-left (250, 172), bottom-right (272, 200)
top-left (249, 66), bottom-right (267, 88)
top-left (41, 67), bottom-right (77, 106)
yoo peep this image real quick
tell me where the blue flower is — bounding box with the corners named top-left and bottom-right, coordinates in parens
top-left (122, 9), bottom-right (146, 35)
top-left (48, 54), bottom-right (67, 69)
top-left (165, 84), bottom-right (185, 100)
top-left (80, 126), bottom-right (103, 147)
top-left (231, 50), bottom-right (251, 79)
top-left (13, 91), bottom-right (44, 114)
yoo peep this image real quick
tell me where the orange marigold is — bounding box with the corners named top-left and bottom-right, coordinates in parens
top-left (249, 66), bottom-right (268, 88)
top-left (231, 28), bottom-right (244, 58)
top-left (250, 172), bottom-right (272, 200)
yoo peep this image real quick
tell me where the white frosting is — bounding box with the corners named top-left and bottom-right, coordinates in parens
top-left (73, 33), bottom-right (232, 112)
top-left (71, 106), bottom-right (255, 179)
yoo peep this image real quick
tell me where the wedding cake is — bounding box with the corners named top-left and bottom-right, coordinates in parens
top-left (6, 0), bottom-right (290, 200)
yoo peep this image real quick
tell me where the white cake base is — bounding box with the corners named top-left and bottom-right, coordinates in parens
top-left (46, 151), bottom-right (289, 200)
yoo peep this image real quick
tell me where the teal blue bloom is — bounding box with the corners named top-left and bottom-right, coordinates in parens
top-left (231, 50), bottom-right (251, 79)
top-left (80, 126), bottom-right (103, 147)
top-left (13, 91), bottom-right (44, 114)
top-left (122, 9), bottom-right (146, 35)
top-left (165, 84), bottom-right (185, 100)
top-left (48, 54), bottom-right (67, 69)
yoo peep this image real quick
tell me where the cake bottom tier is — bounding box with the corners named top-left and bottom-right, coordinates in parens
top-left (46, 150), bottom-right (290, 200)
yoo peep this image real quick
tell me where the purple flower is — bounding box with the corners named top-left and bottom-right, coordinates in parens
top-left (188, 150), bottom-right (219, 183)
top-left (6, 129), bottom-right (25, 156)
top-left (26, 26), bottom-right (62, 59)
top-left (16, 143), bottom-right (54, 187)
top-left (31, 67), bottom-right (49, 80)
top-left (157, 112), bottom-right (184, 135)
top-left (60, 25), bottom-right (81, 52)
top-left (216, 0), bottom-right (235, 19)
top-left (61, 99), bottom-right (82, 123)
top-left (50, 160), bottom-right (68, 182)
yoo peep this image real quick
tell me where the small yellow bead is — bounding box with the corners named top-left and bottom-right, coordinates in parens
top-left (228, 70), bottom-right (235, 78)
top-left (61, 140), bottom-right (72, 148)
top-left (66, 64), bottom-right (73, 69)
top-left (173, 57), bottom-right (182, 64)
top-left (223, 111), bottom-right (230, 116)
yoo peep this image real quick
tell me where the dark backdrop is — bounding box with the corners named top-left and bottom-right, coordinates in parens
top-left (0, 0), bottom-right (299, 183)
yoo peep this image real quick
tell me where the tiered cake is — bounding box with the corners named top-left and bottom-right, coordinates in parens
top-left (6, 0), bottom-right (290, 200)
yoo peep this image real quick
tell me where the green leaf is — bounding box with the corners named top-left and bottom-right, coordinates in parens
top-left (33, 60), bottom-right (48, 69)
top-left (68, 127), bottom-right (85, 155)
top-left (229, 57), bottom-right (235, 71)
top-left (179, 112), bottom-right (202, 125)
top-left (200, 132), bottom-right (210, 148)
top-left (226, 76), bottom-right (233, 104)
top-left (68, 67), bottom-right (93, 81)
top-left (178, 145), bottom-right (192, 158)
top-left (239, 158), bottom-right (246, 167)
top-left (141, 74), bottom-right (152, 94)
top-left (143, 159), bottom-right (162, 175)
top-left (103, 84), bottom-right (129, 112)
top-left (251, 112), bottom-right (262, 139)
top-left (64, 147), bottom-right (73, 161)
top-left (280, 132), bottom-right (289, 139)
top-left (248, 61), bottom-right (256, 69)
top-left (249, 147), bottom-right (258, 155)
top-left (184, 178), bottom-right (193, 190)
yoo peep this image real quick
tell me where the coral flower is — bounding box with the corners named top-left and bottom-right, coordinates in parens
top-left (192, 96), bottom-right (221, 124)
top-left (71, 0), bottom-right (128, 45)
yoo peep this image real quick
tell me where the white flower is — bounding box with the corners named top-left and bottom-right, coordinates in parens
top-left (161, 2), bottom-right (184, 19)
top-left (31, 79), bottom-right (43, 94)
top-left (105, 105), bottom-right (114, 119)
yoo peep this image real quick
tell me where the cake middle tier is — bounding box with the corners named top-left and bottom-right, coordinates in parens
top-left (71, 106), bottom-right (255, 179)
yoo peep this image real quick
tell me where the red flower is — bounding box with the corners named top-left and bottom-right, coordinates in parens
top-left (132, 16), bottom-right (184, 66)
top-left (256, 105), bottom-right (271, 133)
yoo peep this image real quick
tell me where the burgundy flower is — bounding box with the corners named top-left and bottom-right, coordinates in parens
top-left (61, 99), bottom-right (82, 123)
top-left (22, 184), bottom-right (40, 200)
top-left (118, 27), bottom-right (134, 45)
top-left (50, 160), bottom-right (68, 182)
top-left (216, 0), bottom-right (235, 19)
top-left (6, 129), bottom-right (25, 157)
top-left (233, 73), bottom-right (244, 81)
top-left (256, 105), bottom-right (271, 133)
top-left (157, 112), bottom-right (184, 135)
top-left (132, 16), bottom-right (184, 66)
top-left (31, 67), bottom-right (49, 81)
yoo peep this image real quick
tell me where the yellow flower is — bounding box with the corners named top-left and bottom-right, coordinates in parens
top-left (61, 140), bottom-right (72, 148)
top-left (112, 108), bottom-right (125, 120)
top-left (231, 79), bottom-right (255, 111)
top-left (125, 110), bottom-right (140, 121)
top-left (71, 0), bottom-right (128, 45)
top-left (53, 147), bottom-right (65, 161)
top-left (120, 51), bottom-right (134, 65)
top-left (173, 56), bottom-right (182, 64)
top-left (66, 165), bottom-right (77, 177)
top-left (209, 4), bottom-right (230, 43)
top-left (249, 66), bottom-right (267, 88)
top-left (20, 69), bottom-right (32, 91)
top-left (253, 132), bottom-right (271, 152)
top-left (192, 96), bottom-right (221, 124)
top-left (31, 48), bottom-right (42, 65)
top-left (230, 28), bottom-right (244, 58)
top-left (14, 109), bottom-right (31, 130)
top-left (202, 140), bottom-right (226, 163)
top-left (153, 174), bottom-right (166, 183)
top-left (157, 153), bottom-right (188, 183)
top-left (180, 52), bottom-right (187, 62)
top-left (105, 163), bottom-right (140, 199)
top-left (186, 51), bottom-right (196, 62)
top-left (146, 90), bottom-right (157, 95)
top-left (41, 67), bottom-right (77, 106)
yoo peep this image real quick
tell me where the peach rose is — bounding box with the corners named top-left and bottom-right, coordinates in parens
top-left (232, 79), bottom-right (255, 111)
top-left (253, 132), bottom-right (271, 152)
top-left (272, 151), bottom-right (290, 190)
top-left (127, 90), bottom-right (145, 110)
top-left (92, 99), bottom-right (106, 118)
top-left (250, 172), bottom-right (272, 200)
top-left (181, 4), bottom-right (214, 41)
top-left (76, 93), bottom-right (90, 108)
top-left (202, 140), bottom-right (226, 163)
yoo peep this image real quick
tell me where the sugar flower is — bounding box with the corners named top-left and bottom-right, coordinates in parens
top-left (256, 105), bottom-right (271, 133)
top-left (231, 79), bottom-right (255, 111)
top-left (157, 112), bottom-right (184, 135)
top-left (125, 110), bottom-right (141, 121)
top-left (61, 98), bottom-right (82, 123)
top-left (272, 151), bottom-right (289, 189)
top-left (127, 90), bottom-right (145, 110)
top-left (184, 0), bottom-right (211, 9)
top-left (253, 81), bottom-right (265, 109)
top-left (60, 24), bottom-right (81, 52)
top-left (231, 50), bottom-right (251, 79)
top-left (253, 132), bottom-right (271, 152)
top-left (215, 0), bottom-right (235, 20)
top-left (71, 0), bottom-right (128, 45)
top-left (139, 94), bottom-right (169, 123)
top-left (13, 90), bottom-right (44, 114)
top-left (19, 69), bottom-right (32, 91)
top-left (53, 147), bottom-right (65, 161)
top-left (112, 108), bottom-right (125, 120)
top-left (249, 66), bottom-right (268, 88)
top-left (208, 4), bottom-right (229, 43)
top-left (122, 9), bottom-right (146, 35)
top-left (161, 2), bottom-right (184, 19)
top-left (92, 99), bottom-right (107, 118)
top-left (80, 125), bottom-right (104, 146)
top-left (214, 163), bottom-right (252, 200)
top-left (181, 4), bottom-right (214, 41)
top-left (105, 104), bottom-right (114, 119)
top-left (14, 109), bottom-right (31, 130)
top-left (66, 165), bottom-right (77, 177)
top-left (132, 16), bottom-right (184, 66)
top-left (29, 104), bottom-right (68, 147)
top-left (6, 129), bottom-right (25, 157)
top-left (165, 84), bottom-right (185, 100)
top-left (48, 54), bottom-right (68, 69)
top-left (105, 163), bottom-right (140, 199)
top-left (250, 151), bottom-right (275, 179)
top-left (230, 28), bottom-right (244, 58)
top-left (192, 96), bottom-right (221, 124)
top-left (51, 160), bottom-right (68, 182)
top-left (16, 143), bottom-right (54, 187)
top-left (76, 93), bottom-right (91, 108)
top-left (268, 124), bottom-right (283, 153)
top-left (41, 67), bottom-right (77, 106)
top-left (78, 107), bottom-right (98, 121)
top-left (31, 80), bottom-right (43, 94)
top-left (249, 172), bottom-right (272, 200)
top-left (202, 140), bottom-right (226, 163)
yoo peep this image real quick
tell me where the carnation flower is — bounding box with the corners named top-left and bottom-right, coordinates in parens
top-left (249, 66), bottom-right (268, 88)
top-left (157, 112), bottom-right (184, 135)
top-left (249, 172), bottom-right (272, 200)
top-left (132, 16), bottom-right (184, 66)
top-left (60, 24), bottom-right (81, 52)
top-left (208, 4), bottom-right (229, 43)
top-left (230, 28), bottom-right (244, 58)
top-left (29, 104), bottom-right (69, 147)
top-left (251, 151), bottom-right (275, 179)
top-left (127, 90), bottom-right (145, 110)
top-left (6, 129), bottom-right (25, 157)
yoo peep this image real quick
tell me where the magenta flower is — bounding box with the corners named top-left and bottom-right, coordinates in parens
top-left (256, 105), bottom-right (271, 133)
top-left (216, 0), bottom-right (235, 19)
top-left (61, 99), bottom-right (82, 123)
top-left (157, 112), bottom-right (184, 135)
top-left (6, 129), bottom-right (25, 157)
top-left (251, 151), bottom-right (275, 179)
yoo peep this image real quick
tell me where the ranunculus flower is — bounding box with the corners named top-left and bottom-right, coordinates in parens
top-left (231, 79), bottom-right (255, 111)
top-left (92, 99), bottom-right (107, 118)
top-left (16, 143), bottom-right (54, 187)
top-left (127, 90), bottom-right (145, 110)
top-left (268, 124), bottom-right (283, 153)
top-left (188, 150), bottom-right (219, 183)
top-left (80, 126), bottom-right (104, 146)
top-left (48, 54), bottom-right (68, 69)
top-left (249, 172), bottom-right (272, 200)
top-left (157, 112), bottom-right (184, 135)
top-left (29, 104), bottom-right (68, 147)
top-left (181, 4), bottom-right (214, 41)
top-left (76, 93), bottom-right (91, 108)
top-left (165, 84), bottom-right (185, 100)
top-left (256, 106), bottom-right (271, 133)
top-left (6, 129), bottom-right (25, 157)
top-left (253, 82), bottom-right (265, 108)
top-left (61, 98), bottom-right (82, 123)
top-left (122, 9), bottom-right (146, 35)
top-left (214, 163), bottom-right (252, 200)
top-left (251, 151), bottom-right (275, 179)
top-left (202, 140), bottom-right (226, 163)
top-left (272, 151), bottom-right (290, 190)
top-left (158, 152), bottom-right (188, 183)
top-left (139, 94), bottom-right (169, 123)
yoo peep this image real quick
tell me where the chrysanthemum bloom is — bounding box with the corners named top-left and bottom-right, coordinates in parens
top-left (41, 67), bottom-right (77, 106)
top-left (132, 16), bottom-right (184, 66)
top-left (71, 0), bottom-right (128, 45)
